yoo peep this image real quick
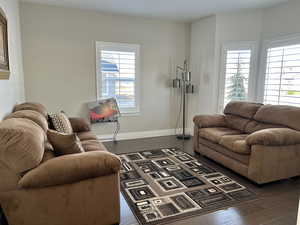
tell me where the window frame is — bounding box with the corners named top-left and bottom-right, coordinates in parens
top-left (96, 41), bottom-right (141, 115)
top-left (257, 33), bottom-right (300, 104)
top-left (218, 41), bottom-right (257, 112)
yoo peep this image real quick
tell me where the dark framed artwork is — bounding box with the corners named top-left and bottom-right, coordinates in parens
top-left (0, 10), bottom-right (9, 79)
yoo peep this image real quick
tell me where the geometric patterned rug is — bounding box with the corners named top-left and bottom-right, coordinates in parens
top-left (119, 148), bottom-right (257, 225)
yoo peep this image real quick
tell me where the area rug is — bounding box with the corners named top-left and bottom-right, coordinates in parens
top-left (119, 148), bottom-right (257, 225)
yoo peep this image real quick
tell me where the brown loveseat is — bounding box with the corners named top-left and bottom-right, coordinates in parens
top-left (194, 101), bottom-right (300, 184)
top-left (0, 102), bottom-right (121, 225)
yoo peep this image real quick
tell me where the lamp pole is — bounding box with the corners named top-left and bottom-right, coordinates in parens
top-left (176, 60), bottom-right (192, 140)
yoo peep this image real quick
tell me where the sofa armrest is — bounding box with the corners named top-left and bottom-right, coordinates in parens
top-left (69, 117), bottom-right (91, 132)
top-left (246, 128), bottom-right (300, 146)
top-left (193, 114), bottom-right (226, 128)
top-left (248, 144), bottom-right (300, 184)
top-left (18, 151), bottom-right (121, 189)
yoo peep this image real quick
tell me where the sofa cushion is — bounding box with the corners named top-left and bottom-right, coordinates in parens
top-left (47, 130), bottom-right (84, 156)
top-left (77, 131), bottom-right (97, 141)
top-left (5, 110), bottom-right (48, 132)
top-left (198, 137), bottom-right (250, 165)
top-left (41, 150), bottom-right (56, 163)
top-left (13, 102), bottom-right (48, 118)
top-left (69, 117), bottom-right (91, 132)
top-left (245, 120), bottom-right (285, 133)
top-left (254, 104), bottom-right (300, 131)
top-left (225, 115), bottom-right (250, 132)
top-left (199, 127), bottom-right (241, 143)
top-left (49, 112), bottom-right (73, 134)
top-left (224, 101), bottom-right (262, 119)
top-left (0, 118), bottom-right (45, 173)
top-left (42, 141), bottom-right (56, 163)
top-left (81, 140), bottom-right (107, 152)
top-left (219, 135), bottom-right (251, 155)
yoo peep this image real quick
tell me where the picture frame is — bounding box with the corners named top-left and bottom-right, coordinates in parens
top-left (0, 10), bottom-right (9, 80)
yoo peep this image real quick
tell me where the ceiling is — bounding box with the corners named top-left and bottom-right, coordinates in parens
top-left (20, 0), bottom-right (289, 22)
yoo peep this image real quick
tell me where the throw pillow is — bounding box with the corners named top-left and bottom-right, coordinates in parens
top-left (48, 112), bottom-right (73, 134)
top-left (47, 129), bottom-right (84, 156)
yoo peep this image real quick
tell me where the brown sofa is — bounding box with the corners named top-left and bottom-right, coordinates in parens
top-left (194, 101), bottom-right (300, 184)
top-left (0, 102), bottom-right (121, 225)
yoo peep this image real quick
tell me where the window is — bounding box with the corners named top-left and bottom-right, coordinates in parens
top-left (264, 43), bottom-right (300, 106)
top-left (96, 42), bottom-right (140, 114)
top-left (218, 43), bottom-right (255, 111)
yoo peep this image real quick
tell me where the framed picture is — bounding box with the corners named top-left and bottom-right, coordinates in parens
top-left (0, 11), bottom-right (9, 80)
top-left (88, 98), bottom-right (121, 124)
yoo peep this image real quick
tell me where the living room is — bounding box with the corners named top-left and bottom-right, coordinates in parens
top-left (1, 0), bottom-right (300, 224)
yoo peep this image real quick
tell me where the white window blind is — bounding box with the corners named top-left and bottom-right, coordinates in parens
top-left (264, 44), bottom-right (300, 106)
top-left (96, 42), bottom-right (140, 114)
top-left (223, 50), bottom-right (251, 107)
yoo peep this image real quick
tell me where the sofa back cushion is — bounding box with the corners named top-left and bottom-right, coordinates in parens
top-left (13, 102), bottom-right (48, 118)
top-left (225, 115), bottom-right (250, 132)
top-left (0, 162), bottom-right (21, 192)
top-left (0, 118), bottom-right (45, 173)
top-left (224, 101), bottom-right (263, 119)
top-left (245, 120), bottom-right (285, 133)
top-left (254, 104), bottom-right (300, 131)
top-left (4, 110), bottom-right (48, 132)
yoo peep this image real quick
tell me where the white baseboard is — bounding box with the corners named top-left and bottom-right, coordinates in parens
top-left (97, 128), bottom-right (194, 142)
top-left (97, 129), bottom-right (174, 142)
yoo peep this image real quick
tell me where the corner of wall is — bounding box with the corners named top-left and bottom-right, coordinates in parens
top-left (0, 0), bottom-right (25, 119)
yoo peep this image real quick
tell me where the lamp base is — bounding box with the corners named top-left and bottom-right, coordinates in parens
top-left (176, 134), bottom-right (192, 140)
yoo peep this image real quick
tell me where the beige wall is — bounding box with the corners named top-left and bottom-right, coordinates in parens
top-left (20, 2), bottom-right (190, 135)
top-left (262, 0), bottom-right (300, 39)
top-left (188, 16), bottom-right (217, 130)
top-left (0, 0), bottom-right (24, 119)
top-left (189, 9), bottom-right (263, 130)
top-left (214, 9), bottom-right (263, 107)
top-left (21, 0), bottom-right (300, 136)
top-left (189, 0), bottom-right (300, 130)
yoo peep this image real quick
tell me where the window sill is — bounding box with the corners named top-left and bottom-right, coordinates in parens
top-left (120, 112), bottom-right (140, 117)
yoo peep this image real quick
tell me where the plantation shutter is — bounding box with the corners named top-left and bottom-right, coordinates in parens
top-left (99, 47), bottom-right (137, 112)
top-left (223, 50), bottom-right (251, 106)
top-left (264, 44), bottom-right (300, 106)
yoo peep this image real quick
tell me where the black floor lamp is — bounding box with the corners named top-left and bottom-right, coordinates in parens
top-left (172, 60), bottom-right (195, 140)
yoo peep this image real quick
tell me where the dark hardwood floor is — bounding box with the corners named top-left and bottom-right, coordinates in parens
top-left (104, 135), bottom-right (300, 225)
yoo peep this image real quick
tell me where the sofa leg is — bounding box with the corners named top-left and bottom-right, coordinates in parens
top-left (194, 151), bottom-right (202, 156)
top-left (0, 207), bottom-right (8, 225)
top-left (195, 152), bottom-right (206, 159)
top-left (290, 176), bottom-right (300, 181)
